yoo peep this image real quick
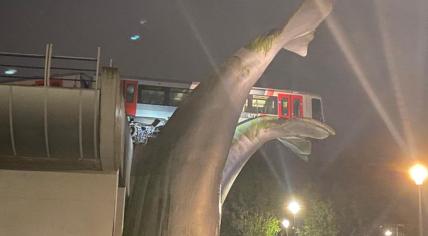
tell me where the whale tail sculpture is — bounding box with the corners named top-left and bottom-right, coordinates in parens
top-left (124, 1), bottom-right (333, 235)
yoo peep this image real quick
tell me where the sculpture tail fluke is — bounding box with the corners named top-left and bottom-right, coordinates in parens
top-left (283, 32), bottom-right (315, 57)
top-left (281, 0), bottom-right (333, 57)
top-left (278, 137), bottom-right (312, 159)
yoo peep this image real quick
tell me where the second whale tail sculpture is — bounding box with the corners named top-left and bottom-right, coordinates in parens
top-left (124, 1), bottom-right (333, 235)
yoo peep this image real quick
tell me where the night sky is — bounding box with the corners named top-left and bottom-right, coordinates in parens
top-left (1, 0), bottom-right (428, 233)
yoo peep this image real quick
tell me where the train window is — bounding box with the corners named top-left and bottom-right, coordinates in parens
top-left (252, 97), bottom-right (266, 111)
top-left (126, 84), bottom-right (135, 102)
top-left (138, 85), bottom-right (166, 105)
top-left (281, 98), bottom-right (289, 116)
top-left (168, 88), bottom-right (191, 106)
top-left (250, 95), bottom-right (277, 114)
top-left (293, 99), bottom-right (301, 117)
top-left (312, 98), bottom-right (323, 121)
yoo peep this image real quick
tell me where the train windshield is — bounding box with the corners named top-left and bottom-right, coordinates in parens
top-left (312, 98), bottom-right (323, 121)
top-left (243, 95), bottom-right (277, 115)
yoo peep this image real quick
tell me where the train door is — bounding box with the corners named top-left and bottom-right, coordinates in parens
top-left (311, 98), bottom-right (324, 122)
top-left (291, 95), bottom-right (303, 118)
top-left (278, 93), bottom-right (291, 119)
top-left (123, 80), bottom-right (138, 117)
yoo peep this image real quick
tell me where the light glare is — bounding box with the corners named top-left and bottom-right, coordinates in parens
top-left (325, 15), bottom-right (407, 150)
top-left (409, 164), bottom-right (428, 185)
top-left (384, 229), bottom-right (392, 236)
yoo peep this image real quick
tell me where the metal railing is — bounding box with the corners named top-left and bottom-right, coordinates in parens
top-left (0, 44), bottom-right (101, 88)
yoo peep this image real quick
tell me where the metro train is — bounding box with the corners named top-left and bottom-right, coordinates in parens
top-left (122, 78), bottom-right (325, 124)
top-left (26, 76), bottom-right (325, 124)
top-left (27, 76), bottom-right (325, 144)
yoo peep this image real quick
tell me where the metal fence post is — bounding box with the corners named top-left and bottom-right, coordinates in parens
top-left (46, 44), bottom-right (53, 87)
top-left (95, 47), bottom-right (101, 89)
top-left (43, 44), bottom-right (49, 86)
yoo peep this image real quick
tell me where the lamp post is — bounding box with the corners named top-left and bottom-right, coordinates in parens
top-left (281, 219), bottom-right (290, 236)
top-left (287, 200), bottom-right (301, 235)
top-left (409, 164), bottom-right (428, 236)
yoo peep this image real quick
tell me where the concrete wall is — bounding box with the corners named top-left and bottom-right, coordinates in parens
top-left (0, 170), bottom-right (120, 236)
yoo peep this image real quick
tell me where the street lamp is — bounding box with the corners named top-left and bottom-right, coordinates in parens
top-left (282, 218), bottom-right (290, 228)
top-left (409, 164), bottom-right (428, 236)
top-left (281, 219), bottom-right (290, 236)
top-left (287, 200), bottom-right (301, 216)
top-left (287, 200), bottom-right (301, 234)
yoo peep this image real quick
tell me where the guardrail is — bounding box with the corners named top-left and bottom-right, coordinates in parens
top-left (0, 44), bottom-right (101, 88)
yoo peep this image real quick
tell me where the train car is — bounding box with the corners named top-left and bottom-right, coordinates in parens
top-left (122, 78), bottom-right (325, 125)
top-left (241, 87), bottom-right (324, 122)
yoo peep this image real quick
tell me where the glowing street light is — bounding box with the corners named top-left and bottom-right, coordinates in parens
top-left (410, 164), bottom-right (428, 185)
top-left (287, 200), bottom-right (301, 235)
top-left (409, 163), bottom-right (427, 236)
top-left (281, 219), bottom-right (290, 229)
top-left (287, 200), bottom-right (301, 215)
top-left (384, 229), bottom-right (392, 236)
top-left (281, 219), bottom-right (290, 236)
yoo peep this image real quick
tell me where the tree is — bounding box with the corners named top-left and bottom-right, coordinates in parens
top-left (233, 210), bottom-right (281, 236)
top-left (222, 196), bottom-right (282, 236)
top-left (221, 151), bottom-right (285, 236)
top-left (298, 198), bottom-right (339, 236)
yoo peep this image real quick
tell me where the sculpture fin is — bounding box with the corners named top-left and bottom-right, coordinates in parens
top-left (278, 137), bottom-right (312, 160)
top-left (283, 31), bottom-right (315, 57)
top-left (281, 0), bottom-right (333, 57)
